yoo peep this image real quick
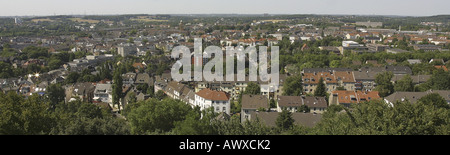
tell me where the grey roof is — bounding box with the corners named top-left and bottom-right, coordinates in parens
top-left (385, 90), bottom-right (450, 104)
top-left (387, 48), bottom-right (411, 53)
top-left (94, 84), bottom-right (112, 94)
top-left (73, 82), bottom-right (95, 96)
top-left (277, 96), bottom-right (302, 107)
top-left (302, 96), bottom-right (328, 108)
top-left (358, 66), bottom-right (412, 75)
top-left (277, 96), bottom-right (328, 109)
top-left (391, 75), bottom-right (430, 84)
top-left (303, 68), bottom-right (353, 73)
top-left (135, 73), bottom-right (154, 86)
top-left (167, 81), bottom-right (186, 94)
top-left (407, 59), bottom-right (421, 64)
top-left (250, 112), bottom-right (322, 128)
top-left (353, 70), bottom-right (378, 81)
top-left (241, 94), bottom-right (269, 110)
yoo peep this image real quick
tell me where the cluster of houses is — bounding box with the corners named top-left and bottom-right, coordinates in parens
top-left (1, 16), bottom-right (450, 128)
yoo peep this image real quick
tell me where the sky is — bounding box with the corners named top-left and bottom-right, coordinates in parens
top-left (1, 0), bottom-right (449, 17)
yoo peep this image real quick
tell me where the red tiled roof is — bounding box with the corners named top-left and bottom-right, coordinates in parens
top-left (435, 65), bottom-right (448, 72)
top-left (196, 88), bottom-right (229, 101)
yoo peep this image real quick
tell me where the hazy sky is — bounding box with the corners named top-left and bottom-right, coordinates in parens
top-left (1, 0), bottom-right (449, 16)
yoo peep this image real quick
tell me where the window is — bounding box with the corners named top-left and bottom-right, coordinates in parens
top-left (216, 107), bottom-right (219, 112)
top-left (223, 107), bottom-right (226, 112)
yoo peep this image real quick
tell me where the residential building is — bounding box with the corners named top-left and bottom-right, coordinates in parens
top-left (302, 68), bottom-right (356, 94)
top-left (387, 48), bottom-right (411, 54)
top-left (367, 43), bottom-right (389, 52)
top-left (166, 81), bottom-right (187, 100)
top-left (69, 82), bottom-right (95, 103)
top-left (194, 88), bottom-right (230, 115)
top-left (329, 90), bottom-right (380, 108)
top-left (277, 96), bottom-right (327, 113)
top-left (277, 96), bottom-right (302, 113)
top-left (122, 72), bottom-right (137, 85)
top-left (407, 59), bottom-right (422, 64)
top-left (135, 73), bottom-right (154, 86)
top-left (391, 74), bottom-right (430, 85)
top-left (302, 72), bottom-right (338, 94)
top-left (413, 44), bottom-right (441, 51)
top-left (93, 83), bottom-right (113, 105)
top-left (241, 94), bottom-right (269, 122)
top-left (384, 90), bottom-right (450, 105)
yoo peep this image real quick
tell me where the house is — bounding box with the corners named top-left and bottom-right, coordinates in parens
top-left (249, 112), bottom-right (322, 128)
top-left (302, 96), bottom-right (328, 114)
top-left (93, 83), bottom-right (113, 105)
top-left (135, 73), bottom-right (154, 86)
top-left (334, 71), bottom-right (356, 91)
top-left (367, 43), bottom-right (389, 52)
top-left (387, 48), bottom-right (410, 54)
top-left (117, 45), bottom-right (138, 57)
top-left (434, 65), bottom-right (448, 72)
top-left (132, 62), bottom-right (146, 72)
top-left (329, 90), bottom-right (380, 108)
top-left (166, 81), bottom-right (187, 100)
top-left (384, 90), bottom-right (450, 105)
top-left (319, 46), bottom-right (341, 55)
top-left (302, 68), bottom-right (356, 94)
top-left (385, 59), bottom-right (396, 65)
top-left (391, 74), bottom-right (430, 85)
top-left (413, 44), bottom-right (441, 51)
top-left (302, 72), bottom-right (338, 94)
top-left (353, 66), bottom-right (412, 91)
top-left (277, 96), bottom-right (327, 113)
top-left (407, 59), bottom-right (422, 64)
top-left (69, 82), bottom-right (95, 103)
top-left (194, 88), bottom-right (230, 115)
top-left (241, 94), bottom-right (269, 122)
top-left (363, 37), bottom-right (382, 44)
top-left (122, 72), bottom-right (137, 85)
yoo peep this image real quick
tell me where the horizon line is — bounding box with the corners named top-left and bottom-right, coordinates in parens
top-left (1, 13), bottom-right (449, 18)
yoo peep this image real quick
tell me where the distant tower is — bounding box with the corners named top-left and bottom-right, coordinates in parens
top-left (179, 20), bottom-right (184, 31)
top-left (399, 25), bottom-right (401, 32)
top-left (14, 18), bottom-right (22, 25)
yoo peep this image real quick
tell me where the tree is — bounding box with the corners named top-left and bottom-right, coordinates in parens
top-left (0, 62), bottom-right (14, 78)
top-left (269, 98), bottom-right (276, 108)
top-left (65, 72), bottom-right (80, 84)
top-left (298, 105), bottom-right (310, 113)
top-left (314, 77), bottom-right (327, 97)
top-left (418, 93), bottom-right (449, 109)
top-left (330, 60), bottom-right (341, 68)
top-left (375, 71), bottom-right (394, 97)
top-left (46, 83), bottom-right (65, 108)
top-left (282, 74), bottom-right (303, 96)
top-left (155, 90), bottom-right (166, 100)
top-left (428, 69), bottom-right (450, 90)
top-left (112, 69), bottom-right (123, 111)
top-left (0, 92), bottom-right (55, 135)
top-left (394, 74), bottom-right (414, 92)
top-left (173, 107), bottom-right (217, 135)
top-left (127, 98), bottom-right (193, 134)
top-left (276, 109), bottom-right (295, 130)
top-left (48, 58), bottom-right (63, 70)
top-left (244, 82), bottom-right (261, 95)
